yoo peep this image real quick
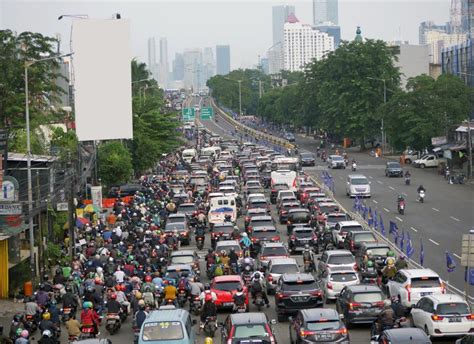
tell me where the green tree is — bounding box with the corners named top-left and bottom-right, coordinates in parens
top-left (98, 141), bottom-right (132, 187)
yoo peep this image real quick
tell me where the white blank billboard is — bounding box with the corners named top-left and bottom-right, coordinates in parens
top-left (72, 19), bottom-right (133, 141)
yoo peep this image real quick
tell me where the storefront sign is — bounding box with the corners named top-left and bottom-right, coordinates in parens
top-left (91, 186), bottom-right (103, 209)
top-left (0, 176), bottom-right (19, 202)
top-left (0, 203), bottom-right (22, 215)
top-left (431, 136), bottom-right (447, 146)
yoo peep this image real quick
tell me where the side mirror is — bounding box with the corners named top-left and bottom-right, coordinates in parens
top-left (370, 335), bottom-right (379, 341)
top-left (270, 319), bottom-right (277, 325)
top-left (192, 319), bottom-right (197, 325)
top-left (218, 321), bottom-right (224, 327)
top-left (339, 313), bottom-right (344, 319)
top-left (287, 316), bottom-right (293, 322)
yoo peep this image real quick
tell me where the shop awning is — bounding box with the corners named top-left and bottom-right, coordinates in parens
top-left (433, 143), bottom-right (454, 152)
top-left (450, 143), bottom-right (466, 151)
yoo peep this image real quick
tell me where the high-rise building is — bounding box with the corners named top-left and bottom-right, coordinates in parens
top-left (272, 5), bottom-right (295, 45)
top-left (391, 44), bottom-right (431, 88)
top-left (419, 21), bottom-right (448, 44)
top-left (314, 23), bottom-right (341, 47)
top-left (216, 45), bottom-right (230, 75)
top-left (147, 37), bottom-right (158, 79)
top-left (425, 30), bottom-right (467, 63)
top-left (202, 47), bottom-right (215, 86)
top-left (267, 44), bottom-right (283, 74)
top-left (283, 14), bottom-right (334, 72)
top-left (441, 38), bottom-right (473, 88)
top-left (158, 37), bottom-right (169, 89)
top-left (260, 58), bottom-right (269, 74)
top-left (172, 53), bottom-right (184, 81)
top-left (313, 0), bottom-right (338, 26)
top-left (183, 49), bottom-right (203, 91)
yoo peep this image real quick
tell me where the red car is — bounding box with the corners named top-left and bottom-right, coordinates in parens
top-left (210, 275), bottom-right (249, 310)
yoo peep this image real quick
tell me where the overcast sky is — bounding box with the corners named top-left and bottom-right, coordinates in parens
top-left (0, 0), bottom-right (450, 69)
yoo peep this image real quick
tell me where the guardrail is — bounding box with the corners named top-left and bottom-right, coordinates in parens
top-left (210, 98), bottom-right (295, 150)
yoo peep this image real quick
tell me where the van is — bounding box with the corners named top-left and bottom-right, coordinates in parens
top-left (208, 196), bottom-right (237, 225)
top-left (345, 174), bottom-right (371, 198)
top-left (181, 148), bottom-right (197, 164)
top-left (271, 170), bottom-right (297, 191)
top-left (200, 146), bottom-right (221, 159)
top-left (138, 307), bottom-right (196, 344)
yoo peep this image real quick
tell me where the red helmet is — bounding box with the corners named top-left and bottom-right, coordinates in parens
top-left (110, 293), bottom-right (117, 300)
top-left (94, 277), bottom-right (101, 285)
top-left (145, 275), bottom-right (152, 282)
top-left (205, 293), bottom-right (213, 302)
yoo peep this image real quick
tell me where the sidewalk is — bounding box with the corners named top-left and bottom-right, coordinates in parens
top-left (0, 298), bottom-right (24, 318)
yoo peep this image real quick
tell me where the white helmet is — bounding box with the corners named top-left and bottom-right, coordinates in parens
top-left (96, 267), bottom-right (103, 273)
top-left (241, 232), bottom-right (248, 238)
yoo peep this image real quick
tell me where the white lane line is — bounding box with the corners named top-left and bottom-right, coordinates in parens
top-left (453, 253), bottom-right (462, 260)
top-left (388, 186), bottom-right (395, 190)
top-left (410, 226), bottom-right (418, 233)
top-left (372, 200), bottom-right (378, 204)
top-left (369, 176), bottom-right (374, 179)
top-left (450, 216), bottom-right (460, 222)
top-left (395, 216), bottom-right (403, 222)
top-left (432, 207), bottom-right (440, 212)
top-left (383, 208), bottom-right (390, 213)
top-left (429, 239), bottom-right (440, 246)
top-left (377, 180), bottom-right (383, 185)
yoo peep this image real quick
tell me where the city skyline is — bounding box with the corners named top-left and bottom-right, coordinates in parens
top-left (1, 0), bottom-right (451, 69)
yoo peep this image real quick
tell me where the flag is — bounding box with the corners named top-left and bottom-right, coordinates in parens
top-left (368, 207), bottom-right (373, 226)
top-left (446, 251), bottom-right (456, 273)
top-left (389, 221), bottom-right (399, 242)
top-left (420, 239), bottom-right (424, 266)
top-left (363, 206), bottom-right (368, 220)
top-left (399, 231), bottom-right (405, 251)
top-left (353, 197), bottom-right (358, 210)
top-left (406, 233), bottom-right (415, 258)
top-left (380, 215), bottom-right (386, 236)
top-left (374, 210), bottom-right (378, 230)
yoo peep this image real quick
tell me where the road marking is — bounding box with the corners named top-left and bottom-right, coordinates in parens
top-left (450, 216), bottom-right (460, 222)
top-left (369, 176), bottom-right (374, 179)
top-left (388, 186), bottom-right (395, 190)
top-left (383, 208), bottom-right (390, 213)
top-left (432, 207), bottom-right (440, 212)
top-left (410, 226), bottom-right (418, 233)
top-left (453, 253), bottom-right (462, 260)
top-left (339, 176), bottom-right (343, 180)
top-left (429, 239), bottom-right (440, 246)
top-left (395, 216), bottom-right (403, 222)
top-left (377, 180), bottom-right (383, 185)
top-left (372, 200), bottom-right (378, 204)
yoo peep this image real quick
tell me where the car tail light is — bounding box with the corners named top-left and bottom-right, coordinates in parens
top-left (440, 281), bottom-right (446, 294)
top-left (290, 235), bottom-right (296, 241)
top-left (311, 290), bottom-right (322, 297)
top-left (272, 236), bottom-right (280, 241)
top-left (327, 282), bottom-right (333, 290)
top-left (281, 210), bottom-right (287, 215)
top-left (466, 314), bottom-right (474, 320)
top-left (293, 179), bottom-right (296, 188)
top-left (353, 263), bottom-right (358, 271)
top-left (267, 275), bottom-right (273, 282)
top-left (271, 189), bottom-right (276, 193)
top-left (373, 301), bottom-right (385, 308)
top-left (276, 292), bottom-right (288, 299)
top-left (300, 330), bottom-right (314, 338)
top-left (248, 226), bottom-right (253, 232)
top-left (336, 328), bottom-right (348, 335)
top-left (260, 256), bottom-right (266, 261)
top-left (431, 314), bottom-right (444, 321)
top-left (252, 238), bottom-right (258, 243)
top-left (245, 217), bottom-right (250, 222)
top-left (349, 302), bottom-right (361, 310)
top-left (405, 284), bottom-right (411, 302)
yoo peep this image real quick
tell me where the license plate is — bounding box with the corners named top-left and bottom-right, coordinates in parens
top-left (317, 334), bottom-right (332, 340)
top-left (449, 317), bottom-right (462, 323)
top-left (291, 296), bottom-right (308, 302)
top-left (420, 292), bottom-right (432, 297)
top-left (223, 302), bottom-right (234, 307)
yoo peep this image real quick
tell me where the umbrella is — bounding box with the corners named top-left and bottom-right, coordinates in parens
top-left (84, 204), bottom-right (100, 213)
top-left (76, 217), bottom-right (89, 228)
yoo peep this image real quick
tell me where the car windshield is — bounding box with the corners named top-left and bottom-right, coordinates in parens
top-left (251, 219), bottom-right (274, 227)
top-left (328, 255), bottom-right (354, 265)
top-left (388, 162), bottom-right (401, 168)
top-left (142, 321), bottom-right (184, 341)
top-left (178, 205), bottom-right (196, 212)
top-left (167, 217), bottom-right (185, 224)
top-left (301, 153), bottom-right (314, 159)
top-left (319, 206), bottom-right (338, 214)
top-left (332, 156), bottom-right (343, 161)
top-left (329, 273), bottom-right (358, 282)
top-left (252, 229), bottom-right (277, 237)
top-left (340, 226), bottom-right (363, 233)
top-left (165, 269), bottom-right (191, 279)
top-left (233, 324), bottom-right (269, 339)
top-left (351, 178), bottom-right (369, 185)
top-left (214, 226), bottom-right (234, 233)
top-left (289, 212), bottom-right (310, 221)
top-left (327, 215), bottom-right (348, 223)
top-left (436, 302), bottom-right (470, 315)
top-left (306, 320), bottom-right (340, 331)
top-left (366, 247), bottom-right (390, 256)
top-left (294, 229), bottom-right (313, 237)
top-left (411, 277), bottom-right (441, 288)
top-left (250, 201), bottom-right (268, 207)
top-left (271, 264), bottom-right (299, 274)
top-left (170, 256), bottom-right (194, 264)
top-left (216, 245), bottom-right (241, 254)
top-left (165, 223), bottom-right (185, 231)
top-left (274, 185), bottom-right (289, 191)
top-left (283, 280), bottom-right (318, 291)
top-left (353, 292), bottom-right (384, 303)
top-left (262, 247), bottom-right (288, 256)
top-left (214, 281), bottom-right (241, 291)
top-left (354, 233), bottom-right (376, 242)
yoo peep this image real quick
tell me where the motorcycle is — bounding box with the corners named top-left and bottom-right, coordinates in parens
top-left (397, 200), bottom-right (405, 215)
top-left (177, 289), bottom-right (187, 308)
top-left (351, 162), bottom-right (357, 171)
top-left (254, 292), bottom-right (265, 311)
top-left (303, 258), bottom-right (314, 273)
top-left (242, 271), bottom-right (252, 287)
top-left (133, 326), bottom-right (140, 344)
top-left (404, 176), bottom-right (410, 185)
top-left (202, 316), bottom-right (217, 338)
top-left (79, 325), bottom-right (96, 340)
top-left (24, 314), bottom-right (38, 333)
top-left (189, 295), bottom-right (201, 316)
top-left (68, 335), bottom-right (79, 343)
top-left (233, 303), bottom-right (247, 313)
top-left (61, 307), bottom-right (74, 323)
top-left (196, 236), bottom-right (204, 250)
top-left (370, 317), bottom-right (407, 342)
top-left (361, 268), bottom-right (378, 284)
top-left (105, 313), bottom-right (121, 335)
top-left (418, 190), bottom-right (425, 203)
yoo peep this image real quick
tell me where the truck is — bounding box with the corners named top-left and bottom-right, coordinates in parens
top-left (413, 154), bottom-right (446, 168)
top-left (271, 170), bottom-right (297, 191)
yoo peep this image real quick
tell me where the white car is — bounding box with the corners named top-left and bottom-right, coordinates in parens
top-left (327, 155), bottom-right (346, 169)
top-left (411, 294), bottom-right (473, 337)
top-left (345, 174), bottom-right (371, 198)
top-left (387, 269), bottom-right (446, 307)
top-left (413, 154), bottom-right (446, 168)
top-left (265, 258), bottom-right (300, 294)
top-left (332, 221), bottom-right (364, 248)
top-left (317, 249), bottom-right (356, 276)
top-left (320, 267), bottom-right (359, 301)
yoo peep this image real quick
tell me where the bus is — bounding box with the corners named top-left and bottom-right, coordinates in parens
top-left (271, 157), bottom-right (299, 172)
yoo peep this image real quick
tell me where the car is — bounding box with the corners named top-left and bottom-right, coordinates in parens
top-left (221, 313), bottom-right (277, 344)
top-left (317, 250), bottom-right (356, 276)
top-left (327, 155), bottom-right (346, 169)
top-left (250, 225), bottom-right (280, 245)
top-left (164, 222), bottom-right (191, 245)
top-left (385, 162), bottom-right (404, 177)
top-left (163, 264), bottom-right (195, 286)
top-left (279, 201), bottom-right (301, 224)
top-left (247, 215), bottom-right (274, 233)
top-left (355, 243), bottom-right (391, 271)
top-left (176, 203), bottom-right (198, 225)
top-left (166, 213), bottom-right (187, 225)
top-left (246, 198), bottom-right (270, 214)
top-left (336, 284), bottom-right (386, 328)
top-left (211, 223), bottom-right (236, 248)
top-left (257, 242), bottom-right (290, 268)
top-left (386, 269), bottom-right (446, 308)
top-left (289, 308), bottom-right (349, 344)
top-left (266, 258), bottom-right (300, 294)
top-left (333, 221), bottom-right (365, 248)
top-left (372, 328), bottom-right (432, 344)
top-left (413, 154), bottom-right (446, 168)
top-left (325, 212), bottom-right (350, 230)
top-left (210, 275), bottom-right (249, 310)
top-left (138, 307), bottom-right (196, 344)
top-left (215, 240), bottom-right (242, 257)
top-left (285, 133), bottom-right (296, 142)
top-left (320, 268), bottom-right (360, 302)
top-left (299, 152), bottom-right (316, 166)
top-left (276, 190), bottom-right (297, 208)
top-left (345, 174), bottom-right (371, 198)
top-left (244, 208), bottom-right (268, 229)
top-left (169, 250), bottom-right (200, 273)
top-left (288, 226), bottom-right (318, 253)
top-left (275, 273), bottom-right (323, 321)
top-left (343, 230), bottom-right (377, 254)
top-left (287, 208), bottom-right (313, 234)
top-left (410, 294), bottom-right (473, 338)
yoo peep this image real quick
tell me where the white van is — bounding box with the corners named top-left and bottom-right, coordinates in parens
top-left (271, 170), bottom-right (297, 191)
top-left (182, 148), bottom-right (197, 163)
top-left (345, 174), bottom-right (371, 198)
top-left (200, 146), bottom-right (221, 159)
top-left (208, 196), bottom-right (237, 225)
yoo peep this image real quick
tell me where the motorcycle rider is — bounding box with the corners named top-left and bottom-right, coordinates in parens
top-left (374, 300), bottom-right (395, 335)
top-left (80, 301), bottom-right (100, 336)
top-left (195, 223), bottom-right (205, 243)
top-left (381, 257), bottom-right (397, 284)
top-left (38, 330), bottom-right (58, 344)
top-left (199, 284), bottom-right (217, 304)
top-left (302, 245), bottom-right (315, 271)
top-left (239, 232), bottom-right (252, 256)
top-left (397, 195), bottom-right (405, 212)
top-left (229, 248), bottom-right (239, 273)
top-left (395, 255), bottom-right (408, 270)
top-left (38, 313), bottom-right (59, 337)
top-left (105, 293), bottom-right (122, 316)
top-left (35, 284), bottom-right (50, 307)
top-left (9, 314), bottom-right (24, 341)
top-left (134, 300), bottom-right (148, 330)
top-left (232, 286), bottom-right (246, 312)
top-left (404, 171), bottom-right (411, 184)
top-left (14, 330), bottom-right (29, 344)
top-left (417, 184), bottom-right (426, 193)
top-left (65, 315), bottom-right (81, 340)
top-left (61, 286), bottom-right (78, 315)
top-left (199, 294), bottom-right (217, 332)
top-left (249, 272), bottom-right (269, 307)
top-left (141, 275), bottom-right (156, 293)
top-left (162, 280), bottom-right (178, 305)
top-left (24, 297), bottom-right (40, 324)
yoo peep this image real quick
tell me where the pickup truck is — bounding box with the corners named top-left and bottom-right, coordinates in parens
top-left (413, 154), bottom-right (446, 168)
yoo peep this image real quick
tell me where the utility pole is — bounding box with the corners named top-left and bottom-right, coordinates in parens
top-left (67, 157), bottom-right (76, 258)
top-left (468, 120), bottom-right (472, 179)
top-left (36, 171), bottom-right (44, 278)
top-left (238, 80), bottom-right (242, 116)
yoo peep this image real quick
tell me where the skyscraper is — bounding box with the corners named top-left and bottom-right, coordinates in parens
top-left (172, 53), bottom-right (184, 81)
top-left (419, 21), bottom-right (448, 44)
top-left (272, 5), bottom-right (295, 45)
top-left (202, 47), bottom-right (215, 84)
top-left (216, 45), bottom-right (230, 75)
top-left (313, 0), bottom-right (338, 26)
top-left (147, 37), bottom-right (157, 79)
top-left (158, 37), bottom-right (169, 89)
top-left (315, 23), bottom-right (341, 47)
top-left (183, 49), bottom-right (203, 91)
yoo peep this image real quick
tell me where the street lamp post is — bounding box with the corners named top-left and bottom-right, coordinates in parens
top-left (367, 77), bottom-right (387, 155)
top-left (238, 80), bottom-right (242, 116)
top-left (24, 53), bottom-right (72, 277)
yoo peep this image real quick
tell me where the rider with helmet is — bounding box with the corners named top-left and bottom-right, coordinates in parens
top-left (200, 293), bottom-right (217, 329)
top-left (61, 285), bottom-right (78, 314)
top-left (302, 244), bottom-right (315, 271)
top-left (14, 330), bottom-right (29, 344)
top-left (395, 255), bottom-right (408, 270)
top-left (38, 313), bottom-right (58, 337)
top-left (249, 272), bottom-right (269, 307)
top-left (105, 293), bottom-right (122, 315)
top-left (374, 299), bottom-right (395, 335)
top-left (80, 301), bottom-right (100, 336)
top-left (38, 330), bottom-right (58, 344)
top-left (199, 284), bottom-right (217, 304)
top-left (232, 286), bottom-right (246, 311)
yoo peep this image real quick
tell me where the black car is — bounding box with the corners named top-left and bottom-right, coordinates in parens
top-left (221, 313), bottom-right (277, 344)
top-left (299, 152), bottom-right (316, 167)
top-left (289, 308), bottom-right (349, 344)
top-left (288, 226), bottom-right (318, 253)
top-left (385, 162), bottom-right (403, 177)
top-left (176, 203), bottom-right (198, 225)
top-left (271, 183), bottom-right (289, 204)
top-left (287, 208), bottom-right (313, 234)
top-left (275, 273), bottom-right (323, 322)
top-left (374, 328), bottom-right (431, 344)
top-left (251, 226), bottom-right (280, 244)
top-left (355, 243), bottom-right (391, 271)
top-left (211, 223), bottom-right (236, 248)
top-left (336, 285), bottom-right (385, 328)
top-left (343, 230), bottom-right (377, 254)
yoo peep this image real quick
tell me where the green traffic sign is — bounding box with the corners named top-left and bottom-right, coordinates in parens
top-left (200, 107), bottom-right (214, 120)
top-left (182, 107), bottom-right (195, 121)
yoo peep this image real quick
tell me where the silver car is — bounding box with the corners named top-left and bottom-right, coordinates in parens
top-left (265, 258), bottom-right (300, 294)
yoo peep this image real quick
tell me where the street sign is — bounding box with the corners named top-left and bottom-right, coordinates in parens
top-left (57, 202), bottom-right (69, 212)
top-left (182, 107), bottom-right (195, 121)
top-left (461, 233), bottom-right (474, 267)
top-left (0, 203), bottom-right (22, 215)
top-left (200, 107), bottom-right (214, 120)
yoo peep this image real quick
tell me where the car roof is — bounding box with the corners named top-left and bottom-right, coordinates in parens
top-left (425, 293), bottom-right (466, 304)
top-left (301, 308), bottom-right (339, 321)
top-left (346, 284), bottom-right (382, 293)
top-left (326, 249), bottom-right (353, 256)
top-left (399, 268), bottom-right (439, 278)
top-left (230, 312), bottom-right (268, 325)
top-left (281, 273), bottom-right (315, 282)
top-left (168, 213), bottom-right (186, 218)
top-left (288, 208), bottom-right (310, 213)
top-left (383, 328), bottom-right (431, 342)
top-left (293, 226), bottom-right (313, 231)
top-left (166, 264), bottom-right (193, 270)
top-left (318, 202), bottom-right (338, 206)
top-left (146, 308), bottom-right (190, 322)
top-left (262, 242), bottom-right (285, 247)
top-left (269, 258), bottom-right (297, 265)
top-left (338, 221), bottom-right (363, 227)
top-left (213, 275), bottom-right (242, 282)
top-left (170, 250), bottom-right (195, 257)
top-left (178, 203), bottom-right (195, 206)
top-left (361, 243), bottom-right (390, 249)
top-left (348, 174), bottom-right (367, 179)
top-left (215, 240), bottom-right (240, 246)
top-left (251, 215), bottom-right (272, 221)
